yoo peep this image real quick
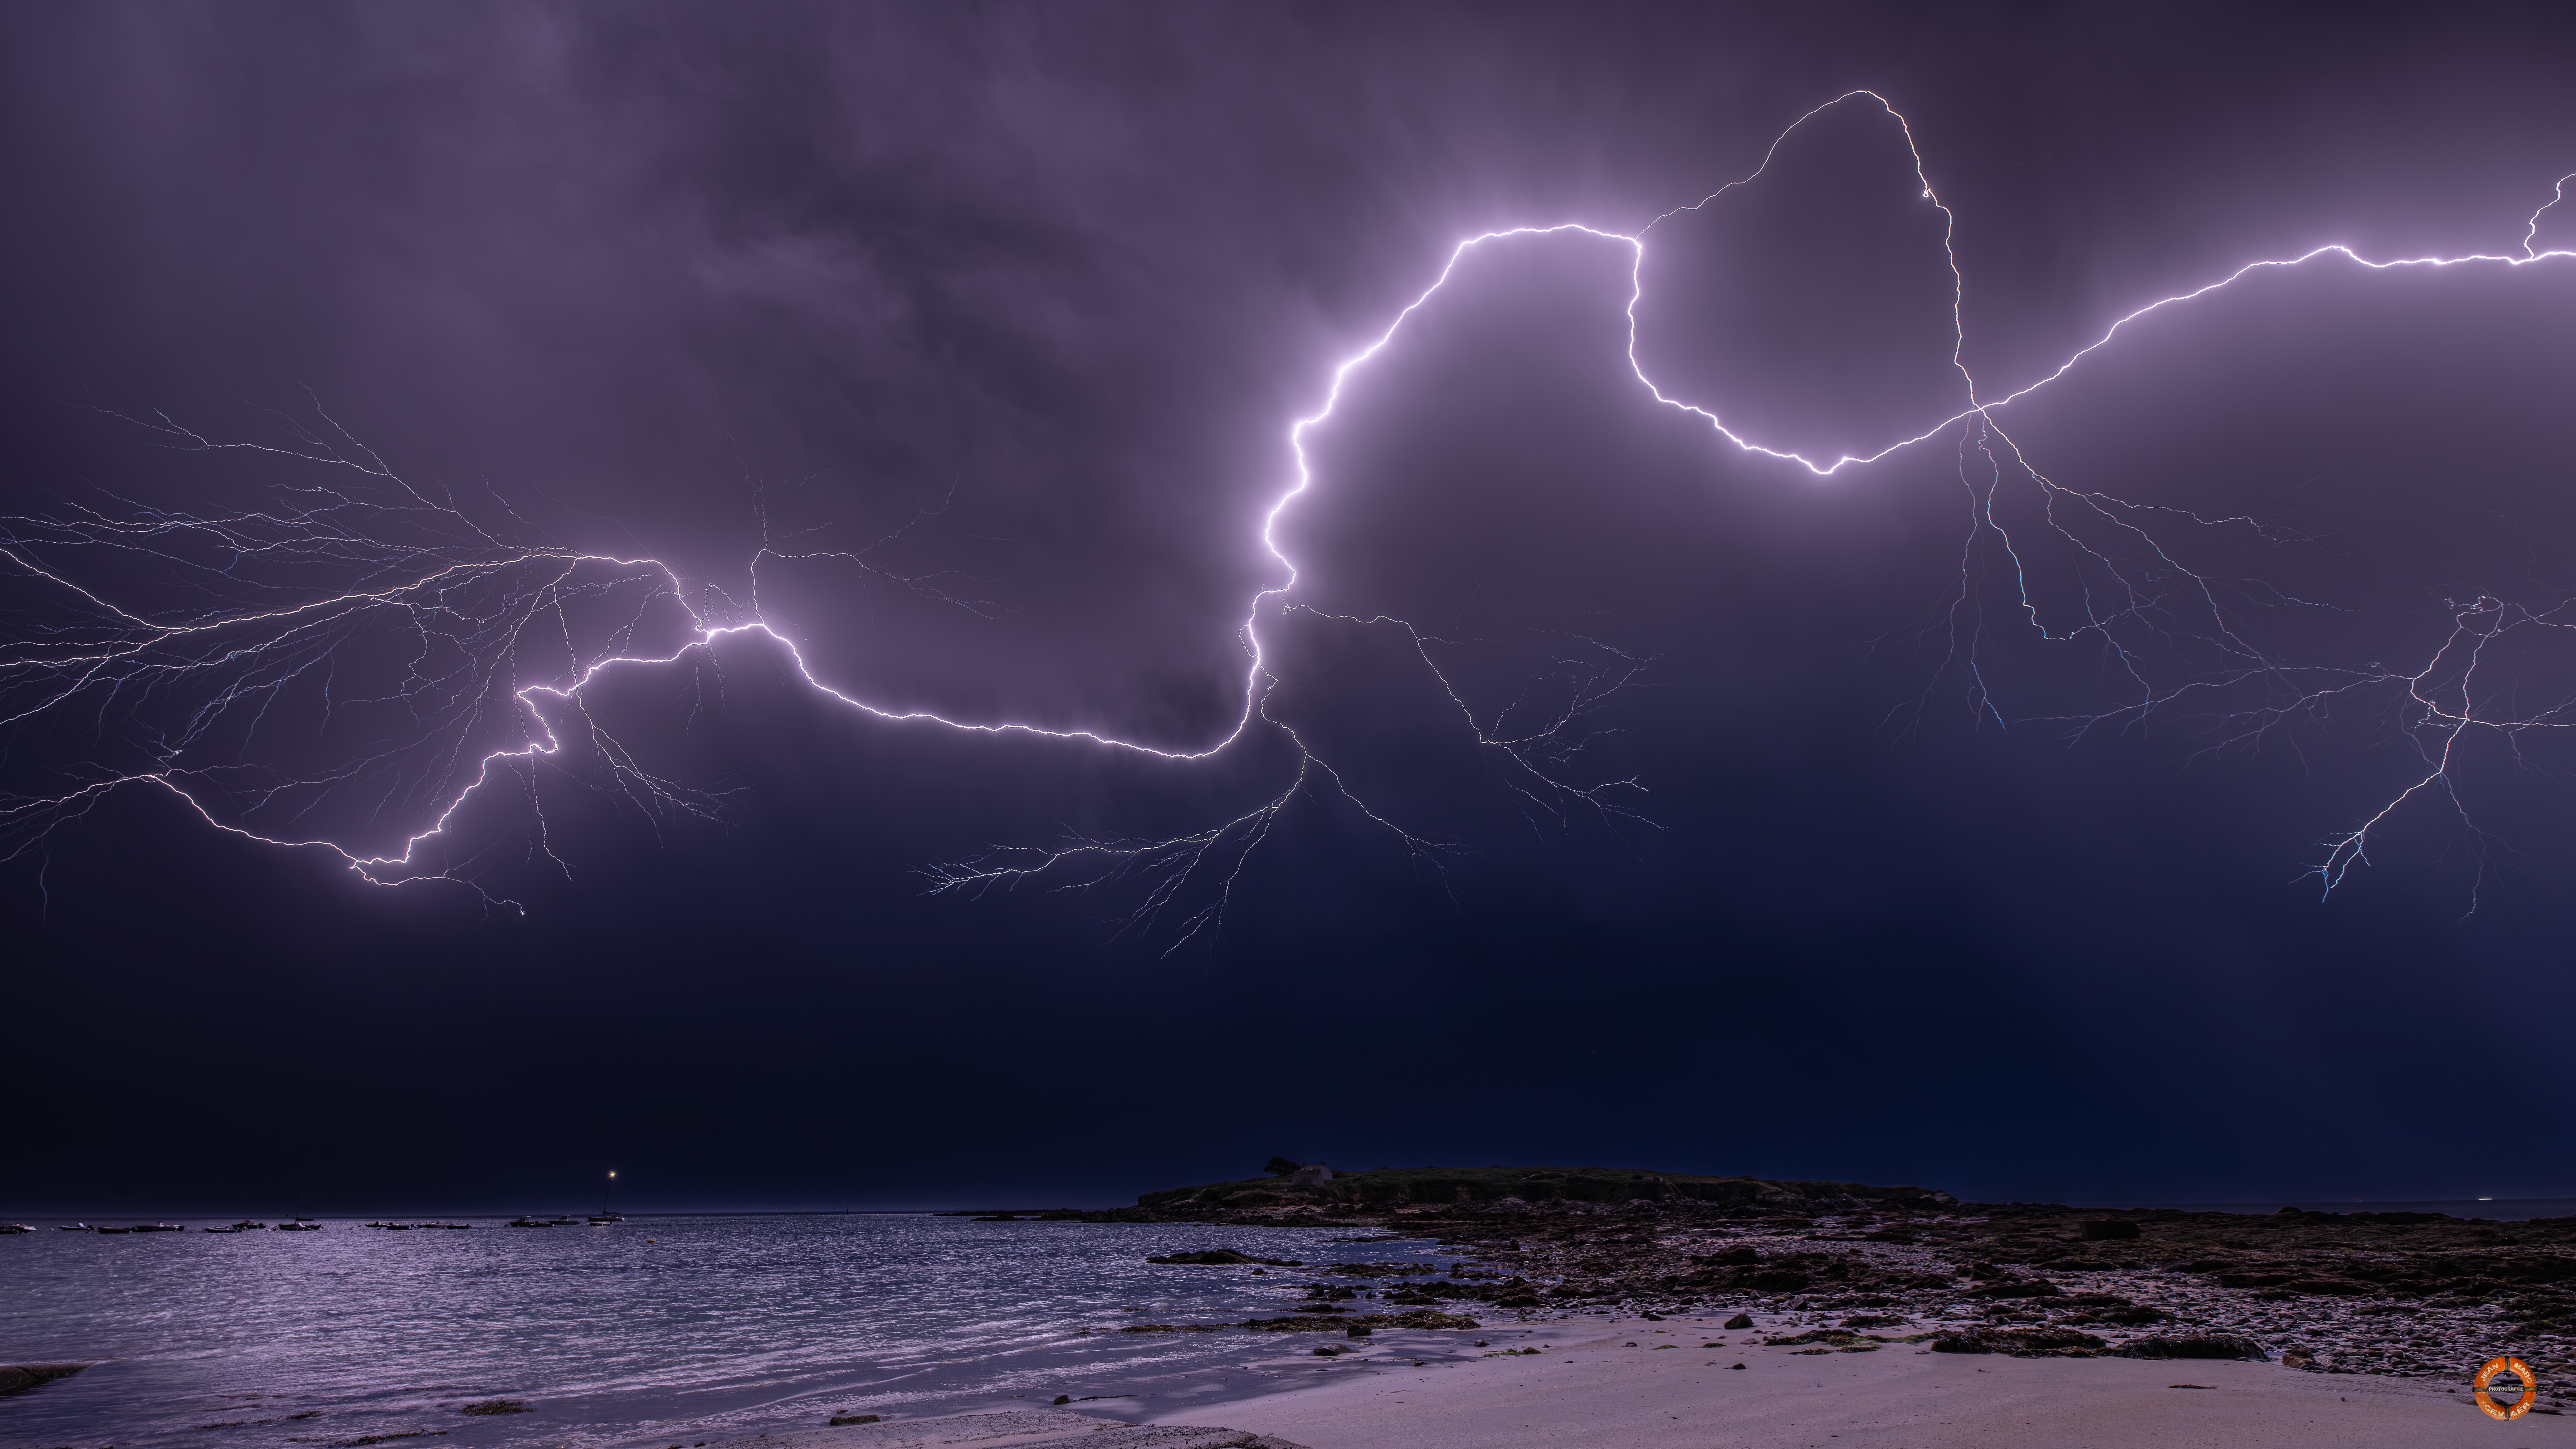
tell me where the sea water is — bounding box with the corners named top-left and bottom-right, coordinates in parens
top-left (0, 1214), bottom-right (1501, 1448)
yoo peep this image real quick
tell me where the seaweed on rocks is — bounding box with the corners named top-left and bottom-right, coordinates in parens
top-left (2113, 1333), bottom-right (2269, 1360)
top-left (1930, 1327), bottom-right (2107, 1357)
top-left (1242, 1310), bottom-right (1479, 1332)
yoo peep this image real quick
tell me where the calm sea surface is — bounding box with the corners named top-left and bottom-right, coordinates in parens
top-left (0, 1214), bottom-right (1515, 1449)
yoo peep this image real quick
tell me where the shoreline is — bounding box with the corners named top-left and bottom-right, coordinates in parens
top-left (1067, 1189), bottom-right (2576, 1386)
top-left (666, 1188), bottom-right (2576, 1443)
top-left (17, 1193), bottom-right (2576, 1448)
top-left (1137, 1312), bottom-right (2576, 1447)
top-left (683, 1310), bottom-right (2576, 1449)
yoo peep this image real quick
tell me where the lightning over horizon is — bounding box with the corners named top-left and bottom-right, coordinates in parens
top-left (5, 89), bottom-right (2573, 934)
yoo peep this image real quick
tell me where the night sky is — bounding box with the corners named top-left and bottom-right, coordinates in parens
top-left (7, 3), bottom-right (2576, 1217)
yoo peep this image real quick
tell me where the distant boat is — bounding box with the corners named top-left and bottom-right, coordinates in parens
top-left (276, 1222), bottom-right (322, 1232)
top-left (96, 1226), bottom-right (135, 1235)
top-left (58, 1223), bottom-right (91, 1232)
top-left (588, 1168), bottom-right (623, 1223)
top-left (0, 1223), bottom-right (33, 1234)
top-left (130, 1223), bottom-right (184, 1233)
top-left (507, 1216), bottom-right (551, 1228)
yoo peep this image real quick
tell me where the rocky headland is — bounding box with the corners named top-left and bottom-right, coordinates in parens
top-left (975, 1166), bottom-right (2576, 1405)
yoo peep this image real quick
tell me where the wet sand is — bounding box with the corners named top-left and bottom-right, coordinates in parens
top-left (1148, 1315), bottom-right (2576, 1448)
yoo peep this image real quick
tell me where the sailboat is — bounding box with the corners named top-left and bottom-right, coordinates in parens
top-left (587, 1169), bottom-right (624, 1224)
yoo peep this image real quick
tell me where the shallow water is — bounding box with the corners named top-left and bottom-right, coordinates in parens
top-left (0, 1214), bottom-right (1507, 1448)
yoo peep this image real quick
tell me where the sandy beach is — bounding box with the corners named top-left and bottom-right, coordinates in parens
top-left (714, 1315), bottom-right (2572, 1449)
top-left (1132, 1314), bottom-right (2576, 1448)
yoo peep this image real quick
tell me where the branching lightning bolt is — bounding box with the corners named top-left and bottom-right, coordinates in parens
top-left (5, 91), bottom-right (2571, 929)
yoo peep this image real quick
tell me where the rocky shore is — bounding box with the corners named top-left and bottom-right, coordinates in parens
top-left (0, 1363), bottom-right (93, 1397)
top-left (706, 1407), bottom-right (1311, 1449)
top-left (986, 1167), bottom-right (2576, 1407)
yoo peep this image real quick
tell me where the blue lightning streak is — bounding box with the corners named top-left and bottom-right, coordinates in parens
top-left (4, 90), bottom-right (2571, 927)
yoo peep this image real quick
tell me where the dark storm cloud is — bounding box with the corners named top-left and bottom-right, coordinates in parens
top-left (1, 2), bottom-right (1774, 740)
top-left (8, 2), bottom-right (2576, 1217)
top-left (22, 2), bottom-right (2572, 743)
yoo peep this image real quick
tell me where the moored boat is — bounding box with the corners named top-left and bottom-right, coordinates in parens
top-left (587, 1169), bottom-right (623, 1224)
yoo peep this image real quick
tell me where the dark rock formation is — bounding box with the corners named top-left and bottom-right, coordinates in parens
top-left (1930, 1327), bottom-right (2106, 1357)
top-left (1967, 1278), bottom-right (2064, 1299)
top-left (1764, 1328), bottom-right (1896, 1349)
top-left (1379, 1276), bottom-right (1538, 1305)
top-left (0, 1364), bottom-right (93, 1397)
top-left (1133, 1166), bottom-right (1956, 1215)
top-left (2113, 1333), bottom-right (2269, 1360)
top-left (1242, 1310), bottom-right (1479, 1332)
top-left (1030, 1168), bottom-right (2576, 1384)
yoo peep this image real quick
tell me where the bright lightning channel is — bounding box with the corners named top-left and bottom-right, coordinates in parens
top-left (3, 90), bottom-right (2571, 933)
